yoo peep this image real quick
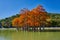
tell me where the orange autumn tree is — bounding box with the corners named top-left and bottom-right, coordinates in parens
top-left (12, 18), bottom-right (21, 27)
top-left (12, 5), bottom-right (51, 28)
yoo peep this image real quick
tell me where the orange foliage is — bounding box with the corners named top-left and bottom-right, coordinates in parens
top-left (12, 18), bottom-right (22, 27)
top-left (12, 5), bottom-right (50, 27)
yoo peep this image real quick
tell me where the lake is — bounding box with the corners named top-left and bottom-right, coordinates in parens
top-left (0, 30), bottom-right (60, 40)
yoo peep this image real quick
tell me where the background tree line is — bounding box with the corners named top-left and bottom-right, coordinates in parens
top-left (0, 5), bottom-right (60, 28)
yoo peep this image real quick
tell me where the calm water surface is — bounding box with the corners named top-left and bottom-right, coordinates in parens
top-left (0, 31), bottom-right (60, 40)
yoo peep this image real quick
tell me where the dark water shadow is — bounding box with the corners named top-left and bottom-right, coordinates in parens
top-left (27, 30), bottom-right (60, 32)
top-left (40, 30), bottom-right (60, 32)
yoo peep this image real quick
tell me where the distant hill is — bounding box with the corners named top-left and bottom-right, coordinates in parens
top-left (0, 14), bottom-right (20, 25)
top-left (0, 13), bottom-right (60, 22)
top-left (0, 13), bottom-right (60, 27)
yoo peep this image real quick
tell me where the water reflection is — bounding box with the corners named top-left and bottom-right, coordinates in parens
top-left (0, 36), bottom-right (6, 40)
top-left (0, 36), bottom-right (11, 40)
top-left (0, 31), bottom-right (12, 40)
top-left (11, 31), bottom-right (60, 40)
top-left (0, 31), bottom-right (60, 40)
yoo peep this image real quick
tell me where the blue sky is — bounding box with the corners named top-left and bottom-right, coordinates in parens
top-left (0, 0), bottom-right (60, 19)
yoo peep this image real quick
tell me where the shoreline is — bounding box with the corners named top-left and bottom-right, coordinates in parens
top-left (0, 27), bottom-right (60, 31)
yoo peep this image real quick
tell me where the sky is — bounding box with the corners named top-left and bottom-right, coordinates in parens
top-left (0, 0), bottom-right (60, 19)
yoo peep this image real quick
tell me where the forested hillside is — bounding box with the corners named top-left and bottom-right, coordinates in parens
top-left (0, 13), bottom-right (60, 28)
